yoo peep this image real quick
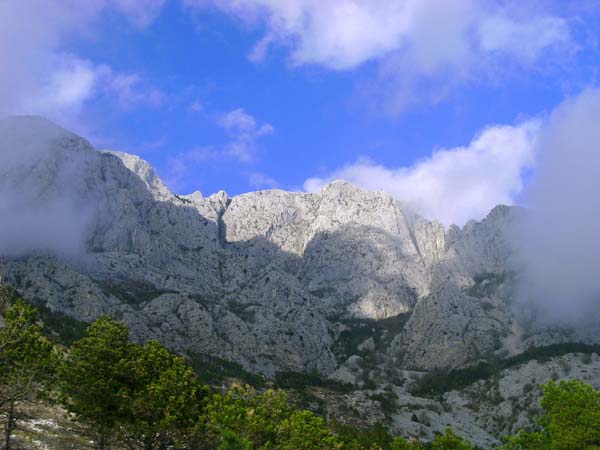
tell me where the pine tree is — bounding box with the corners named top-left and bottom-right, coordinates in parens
top-left (119, 340), bottom-right (206, 450)
top-left (431, 427), bottom-right (472, 450)
top-left (0, 300), bottom-right (56, 450)
top-left (60, 316), bottom-right (207, 450)
top-left (58, 316), bottom-right (133, 450)
top-left (505, 379), bottom-right (600, 450)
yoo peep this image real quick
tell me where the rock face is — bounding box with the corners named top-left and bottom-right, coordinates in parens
top-left (103, 150), bottom-right (174, 202)
top-left (395, 352), bottom-right (600, 448)
top-left (393, 206), bottom-right (521, 370)
top-left (223, 182), bottom-right (435, 319)
top-left (1, 116), bottom-right (598, 379)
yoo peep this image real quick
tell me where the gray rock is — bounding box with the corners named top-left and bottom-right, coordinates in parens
top-left (1, 116), bottom-right (598, 382)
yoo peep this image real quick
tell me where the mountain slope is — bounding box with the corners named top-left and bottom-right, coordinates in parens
top-left (1, 116), bottom-right (597, 380)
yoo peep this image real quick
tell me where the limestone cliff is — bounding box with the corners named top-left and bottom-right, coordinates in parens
top-left (1, 116), bottom-right (598, 379)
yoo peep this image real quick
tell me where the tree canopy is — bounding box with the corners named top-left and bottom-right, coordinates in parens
top-left (504, 379), bottom-right (600, 450)
top-left (0, 299), bottom-right (56, 450)
top-left (0, 296), bottom-right (597, 450)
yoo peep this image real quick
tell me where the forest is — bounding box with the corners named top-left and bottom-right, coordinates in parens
top-left (0, 286), bottom-right (598, 450)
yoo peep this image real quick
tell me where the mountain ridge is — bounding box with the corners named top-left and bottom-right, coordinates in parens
top-left (4, 116), bottom-right (600, 447)
top-left (1, 116), bottom-right (598, 379)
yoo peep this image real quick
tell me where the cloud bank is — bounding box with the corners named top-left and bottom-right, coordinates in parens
top-left (187, 0), bottom-right (570, 70)
top-left (187, 0), bottom-right (573, 113)
top-left (305, 121), bottom-right (539, 226)
top-left (0, 117), bottom-right (94, 258)
top-left (514, 89), bottom-right (600, 322)
top-left (0, 0), bottom-right (165, 125)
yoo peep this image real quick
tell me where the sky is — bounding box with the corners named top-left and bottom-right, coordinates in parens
top-left (2, 0), bottom-right (600, 226)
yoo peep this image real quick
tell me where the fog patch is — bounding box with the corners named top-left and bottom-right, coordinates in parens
top-left (513, 89), bottom-right (600, 324)
top-left (0, 116), bottom-right (95, 259)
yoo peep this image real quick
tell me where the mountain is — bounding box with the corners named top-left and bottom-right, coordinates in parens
top-left (2, 116), bottom-right (600, 446)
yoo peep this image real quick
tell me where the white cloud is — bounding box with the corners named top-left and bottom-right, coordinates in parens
top-left (220, 108), bottom-right (257, 131)
top-left (248, 172), bottom-right (281, 190)
top-left (139, 137), bottom-right (167, 152)
top-left (304, 121), bottom-right (540, 226)
top-left (190, 100), bottom-right (204, 112)
top-left (105, 72), bottom-right (165, 109)
top-left (218, 108), bottom-right (274, 162)
top-left (186, 0), bottom-right (573, 113)
top-left (47, 61), bottom-right (99, 108)
top-left (0, 0), bottom-right (165, 124)
top-left (185, 0), bottom-right (467, 70)
top-left (18, 56), bottom-right (103, 117)
top-left (187, 1), bottom-right (572, 70)
top-left (164, 109), bottom-right (274, 192)
top-left (111, 0), bottom-right (167, 27)
top-left (514, 89), bottom-right (600, 322)
top-left (478, 15), bottom-right (571, 62)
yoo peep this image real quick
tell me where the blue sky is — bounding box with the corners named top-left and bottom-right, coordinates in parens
top-left (3, 0), bottom-right (600, 225)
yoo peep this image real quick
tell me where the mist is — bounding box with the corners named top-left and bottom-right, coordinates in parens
top-left (513, 89), bottom-right (600, 323)
top-left (0, 116), bottom-right (94, 259)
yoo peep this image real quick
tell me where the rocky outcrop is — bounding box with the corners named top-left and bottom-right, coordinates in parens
top-left (393, 205), bottom-right (521, 370)
top-left (414, 352), bottom-right (600, 448)
top-left (223, 181), bottom-right (436, 319)
top-left (103, 150), bottom-right (174, 202)
top-left (1, 116), bottom-right (598, 379)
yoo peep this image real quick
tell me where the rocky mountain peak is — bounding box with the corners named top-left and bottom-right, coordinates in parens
top-left (0, 115), bottom-right (93, 172)
top-left (0, 115), bottom-right (73, 140)
top-left (102, 150), bottom-right (174, 202)
top-left (2, 118), bottom-right (598, 382)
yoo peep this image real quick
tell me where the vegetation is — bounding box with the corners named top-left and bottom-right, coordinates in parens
top-left (58, 316), bottom-right (135, 449)
top-left (432, 428), bottom-right (473, 450)
top-left (1, 287), bottom-right (599, 449)
top-left (412, 343), bottom-right (600, 397)
top-left (120, 340), bottom-right (206, 449)
top-left (188, 352), bottom-right (265, 387)
top-left (58, 317), bottom-right (207, 449)
top-left (334, 314), bottom-right (410, 358)
top-left (197, 385), bottom-right (343, 449)
top-left (274, 369), bottom-right (353, 393)
top-left (30, 302), bottom-right (88, 345)
top-left (0, 299), bottom-right (56, 450)
top-left (465, 273), bottom-right (507, 299)
top-left (97, 280), bottom-right (178, 306)
top-left (332, 422), bottom-right (428, 450)
top-left (503, 379), bottom-right (600, 450)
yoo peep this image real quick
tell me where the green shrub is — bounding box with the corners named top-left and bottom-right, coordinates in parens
top-left (412, 343), bottom-right (600, 397)
top-left (504, 380), bottom-right (600, 450)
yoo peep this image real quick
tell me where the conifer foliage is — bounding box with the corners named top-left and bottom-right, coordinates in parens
top-left (58, 316), bottom-right (205, 450)
top-left (0, 294), bottom-right (56, 450)
top-left (1, 287), bottom-right (599, 450)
